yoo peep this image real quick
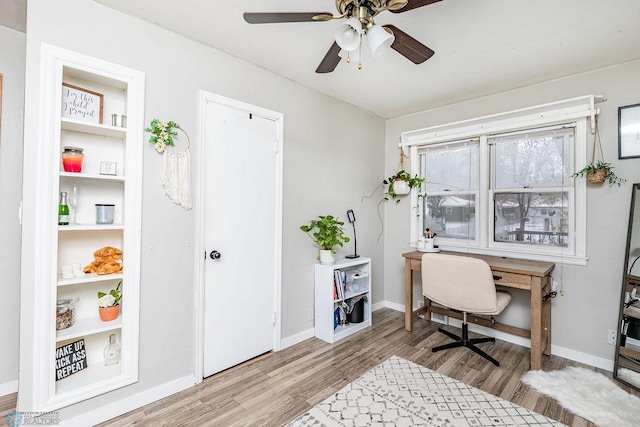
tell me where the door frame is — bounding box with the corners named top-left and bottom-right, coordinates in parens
top-left (194, 90), bottom-right (283, 383)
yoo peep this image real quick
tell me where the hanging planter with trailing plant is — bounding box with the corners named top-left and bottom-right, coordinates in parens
top-left (572, 116), bottom-right (626, 187)
top-left (383, 170), bottom-right (425, 202)
top-left (383, 147), bottom-right (425, 203)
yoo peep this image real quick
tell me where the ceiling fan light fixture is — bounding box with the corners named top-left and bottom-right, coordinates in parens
top-left (334, 17), bottom-right (363, 51)
top-left (367, 24), bottom-right (395, 57)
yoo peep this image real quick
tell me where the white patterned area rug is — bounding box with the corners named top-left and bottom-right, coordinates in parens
top-left (288, 355), bottom-right (563, 426)
top-left (522, 366), bottom-right (640, 427)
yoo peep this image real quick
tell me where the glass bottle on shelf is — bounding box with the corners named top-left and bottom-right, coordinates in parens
top-left (58, 192), bottom-right (69, 225)
top-left (104, 334), bottom-right (121, 366)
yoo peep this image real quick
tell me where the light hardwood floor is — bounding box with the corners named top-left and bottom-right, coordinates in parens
top-left (3, 308), bottom-right (638, 426)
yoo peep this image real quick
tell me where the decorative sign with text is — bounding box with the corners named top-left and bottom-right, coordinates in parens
top-left (61, 83), bottom-right (104, 124)
top-left (55, 339), bottom-right (87, 381)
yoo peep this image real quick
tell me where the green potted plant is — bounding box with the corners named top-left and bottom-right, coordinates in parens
top-left (383, 170), bottom-right (425, 203)
top-left (572, 160), bottom-right (626, 187)
top-left (300, 215), bottom-right (350, 264)
top-left (97, 281), bottom-right (122, 322)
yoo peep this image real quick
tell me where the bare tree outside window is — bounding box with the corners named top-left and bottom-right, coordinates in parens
top-left (418, 126), bottom-right (573, 249)
top-left (492, 128), bottom-right (572, 248)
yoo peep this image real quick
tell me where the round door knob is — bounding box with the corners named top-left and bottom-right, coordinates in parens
top-left (209, 250), bottom-right (221, 260)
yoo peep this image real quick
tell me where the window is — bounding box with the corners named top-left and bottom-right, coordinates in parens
top-left (490, 126), bottom-right (573, 251)
top-left (421, 141), bottom-right (478, 242)
top-left (403, 97), bottom-right (596, 265)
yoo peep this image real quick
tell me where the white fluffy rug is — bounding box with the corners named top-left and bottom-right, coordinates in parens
top-left (288, 356), bottom-right (563, 426)
top-left (522, 366), bottom-right (640, 427)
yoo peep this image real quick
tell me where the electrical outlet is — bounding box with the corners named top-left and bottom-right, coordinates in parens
top-left (552, 280), bottom-right (560, 292)
top-left (308, 308), bottom-right (314, 321)
top-left (608, 329), bottom-right (616, 345)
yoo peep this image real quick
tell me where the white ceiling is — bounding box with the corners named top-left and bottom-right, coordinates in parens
top-left (7, 1), bottom-right (640, 118)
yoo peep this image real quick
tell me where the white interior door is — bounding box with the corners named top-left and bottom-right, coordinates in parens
top-left (203, 98), bottom-right (280, 377)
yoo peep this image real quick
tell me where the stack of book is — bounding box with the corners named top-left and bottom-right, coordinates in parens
top-left (333, 269), bottom-right (346, 301)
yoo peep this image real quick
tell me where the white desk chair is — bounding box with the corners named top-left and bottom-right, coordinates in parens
top-left (421, 253), bottom-right (512, 366)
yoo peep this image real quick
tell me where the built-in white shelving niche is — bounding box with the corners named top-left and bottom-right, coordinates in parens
top-left (18, 44), bottom-right (145, 412)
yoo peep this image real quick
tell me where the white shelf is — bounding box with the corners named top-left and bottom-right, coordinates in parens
top-left (61, 117), bottom-right (126, 138)
top-left (56, 364), bottom-right (122, 394)
top-left (334, 288), bottom-right (369, 303)
top-left (57, 272), bottom-right (123, 287)
top-left (315, 257), bottom-right (372, 344)
top-left (58, 224), bottom-right (124, 231)
top-left (60, 171), bottom-right (124, 182)
top-left (19, 44), bottom-right (144, 413)
top-left (332, 319), bottom-right (372, 341)
top-left (56, 314), bottom-right (122, 342)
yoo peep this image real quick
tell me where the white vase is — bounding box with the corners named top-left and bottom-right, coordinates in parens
top-left (392, 180), bottom-right (410, 195)
top-left (319, 249), bottom-right (335, 265)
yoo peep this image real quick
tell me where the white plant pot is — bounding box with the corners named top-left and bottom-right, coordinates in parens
top-left (392, 180), bottom-right (410, 196)
top-left (319, 249), bottom-right (336, 265)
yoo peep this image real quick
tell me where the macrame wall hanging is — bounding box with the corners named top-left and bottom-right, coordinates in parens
top-left (145, 119), bottom-right (192, 210)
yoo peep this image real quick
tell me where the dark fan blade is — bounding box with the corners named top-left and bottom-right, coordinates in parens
top-left (384, 25), bottom-right (434, 64)
top-left (316, 42), bottom-right (342, 73)
top-left (390, 0), bottom-right (442, 13)
top-left (243, 12), bottom-right (331, 24)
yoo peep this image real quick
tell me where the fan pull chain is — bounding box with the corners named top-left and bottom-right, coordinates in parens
top-left (358, 36), bottom-right (363, 69)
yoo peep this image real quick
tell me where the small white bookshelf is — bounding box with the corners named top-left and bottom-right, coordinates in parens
top-left (314, 257), bottom-right (372, 344)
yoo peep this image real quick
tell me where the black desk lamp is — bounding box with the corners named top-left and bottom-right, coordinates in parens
top-left (345, 209), bottom-right (359, 259)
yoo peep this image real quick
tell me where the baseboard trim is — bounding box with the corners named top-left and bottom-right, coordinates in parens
top-left (280, 328), bottom-right (314, 350)
top-left (550, 345), bottom-right (614, 371)
top-left (383, 300), bottom-right (615, 371)
top-left (384, 300), bottom-right (405, 313)
top-left (0, 380), bottom-right (18, 397)
top-left (61, 375), bottom-right (195, 427)
top-left (371, 301), bottom-right (386, 312)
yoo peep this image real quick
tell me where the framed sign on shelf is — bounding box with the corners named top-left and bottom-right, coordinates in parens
top-left (61, 83), bottom-right (104, 124)
top-left (618, 103), bottom-right (640, 159)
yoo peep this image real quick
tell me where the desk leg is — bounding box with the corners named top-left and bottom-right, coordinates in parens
top-left (530, 277), bottom-right (543, 370)
top-left (405, 258), bottom-right (413, 332)
top-left (542, 277), bottom-right (552, 356)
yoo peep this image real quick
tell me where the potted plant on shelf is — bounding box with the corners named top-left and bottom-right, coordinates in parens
top-left (383, 170), bottom-right (425, 203)
top-left (300, 215), bottom-right (350, 265)
top-left (572, 160), bottom-right (626, 187)
top-left (97, 281), bottom-right (122, 321)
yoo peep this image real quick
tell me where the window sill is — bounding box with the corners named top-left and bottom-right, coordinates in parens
top-left (410, 243), bottom-right (588, 266)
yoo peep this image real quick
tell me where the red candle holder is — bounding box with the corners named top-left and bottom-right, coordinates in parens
top-left (62, 146), bottom-right (84, 173)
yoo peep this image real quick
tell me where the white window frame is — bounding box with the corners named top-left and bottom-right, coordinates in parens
top-left (418, 140), bottom-right (480, 248)
top-left (401, 95), bottom-right (603, 266)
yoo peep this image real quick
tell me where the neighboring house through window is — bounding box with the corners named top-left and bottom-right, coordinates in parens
top-left (401, 96), bottom-right (603, 265)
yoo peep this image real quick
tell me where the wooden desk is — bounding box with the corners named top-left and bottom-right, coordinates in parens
top-left (402, 251), bottom-right (555, 370)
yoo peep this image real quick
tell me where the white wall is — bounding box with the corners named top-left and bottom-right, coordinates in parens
top-left (385, 60), bottom-right (640, 365)
top-left (17, 0), bottom-right (384, 419)
top-left (0, 25), bottom-right (25, 392)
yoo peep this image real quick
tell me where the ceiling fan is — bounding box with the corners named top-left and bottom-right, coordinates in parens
top-left (243, 0), bottom-right (441, 73)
